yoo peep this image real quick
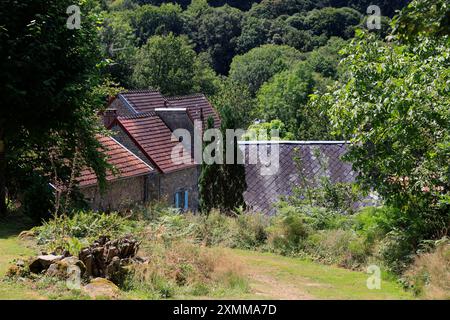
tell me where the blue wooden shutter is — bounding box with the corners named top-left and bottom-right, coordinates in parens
top-left (184, 191), bottom-right (189, 210)
top-left (175, 192), bottom-right (180, 208)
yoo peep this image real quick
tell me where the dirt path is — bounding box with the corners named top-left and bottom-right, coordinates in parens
top-left (230, 250), bottom-right (317, 299)
top-left (226, 249), bottom-right (413, 300)
top-left (246, 271), bottom-right (314, 300)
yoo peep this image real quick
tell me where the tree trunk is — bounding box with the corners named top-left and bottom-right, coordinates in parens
top-left (0, 137), bottom-right (6, 215)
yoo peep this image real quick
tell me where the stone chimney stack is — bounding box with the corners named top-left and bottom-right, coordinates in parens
top-left (103, 108), bottom-right (117, 128)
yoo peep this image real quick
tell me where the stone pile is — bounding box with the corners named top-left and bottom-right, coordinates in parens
top-left (11, 235), bottom-right (146, 286)
top-left (78, 235), bottom-right (143, 283)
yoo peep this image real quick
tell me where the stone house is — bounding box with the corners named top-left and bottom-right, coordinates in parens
top-left (94, 89), bottom-right (221, 211)
top-left (79, 90), bottom-right (369, 214)
top-left (77, 135), bottom-right (154, 211)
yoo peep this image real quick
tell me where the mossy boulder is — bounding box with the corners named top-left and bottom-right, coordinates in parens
top-left (82, 278), bottom-right (120, 299)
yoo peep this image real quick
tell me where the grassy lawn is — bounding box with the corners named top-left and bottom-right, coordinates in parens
top-left (0, 219), bottom-right (43, 299)
top-left (0, 220), bottom-right (413, 300)
top-left (228, 249), bottom-right (413, 300)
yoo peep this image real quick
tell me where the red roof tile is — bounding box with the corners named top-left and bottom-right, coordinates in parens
top-left (117, 91), bottom-right (221, 129)
top-left (78, 136), bottom-right (154, 187)
top-left (120, 90), bottom-right (168, 113)
top-left (115, 113), bottom-right (196, 173)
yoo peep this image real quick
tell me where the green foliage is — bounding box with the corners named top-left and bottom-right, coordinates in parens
top-left (244, 119), bottom-right (295, 140)
top-left (354, 206), bottom-right (397, 244)
top-left (293, 179), bottom-right (363, 215)
top-left (132, 33), bottom-right (219, 95)
top-left (248, 0), bottom-right (314, 19)
top-left (184, 3), bottom-right (243, 74)
top-left (192, 211), bottom-right (236, 246)
top-left (316, 0), bottom-right (409, 18)
top-left (232, 210), bottom-right (269, 249)
top-left (238, 5), bottom-right (361, 54)
top-left (0, 0), bottom-right (112, 217)
top-left (392, 0), bottom-right (450, 41)
top-left (267, 204), bottom-right (310, 255)
top-left (131, 3), bottom-right (185, 45)
top-left (199, 88), bottom-right (248, 213)
top-left (302, 205), bottom-right (353, 230)
top-left (299, 7), bottom-right (362, 39)
top-left (235, 16), bottom-right (272, 53)
top-left (327, 29), bottom-right (450, 242)
top-left (100, 10), bottom-right (138, 86)
top-left (33, 211), bottom-right (142, 251)
top-left (18, 174), bottom-right (55, 223)
top-left (256, 62), bottom-right (315, 138)
top-left (229, 44), bottom-right (303, 96)
top-left (305, 37), bottom-right (347, 78)
top-left (377, 230), bottom-right (417, 274)
top-left (211, 79), bottom-right (255, 127)
top-left (208, 0), bottom-right (261, 11)
top-left (305, 229), bottom-right (370, 268)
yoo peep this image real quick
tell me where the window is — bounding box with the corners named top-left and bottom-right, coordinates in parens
top-left (175, 190), bottom-right (189, 211)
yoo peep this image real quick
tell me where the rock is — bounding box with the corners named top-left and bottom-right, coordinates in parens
top-left (29, 254), bottom-right (63, 274)
top-left (6, 265), bottom-right (20, 277)
top-left (18, 230), bottom-right (36, 240)
top-left (46, 263), bottom-right (66, 278)
top-left (61, 256), bottom-right (86, 276)
top-left (133, 256), bottom-right (149, 264)
top-left (105, 246), bottom-right (119, 263)
top-left (82, 278), bottom-right (120, 299)
top-left (77, 235), bottom-right (140, 281)
top-left (16, 259), bottom-right (25, 267)
top-left (45, 257), bottom-right (87, 279)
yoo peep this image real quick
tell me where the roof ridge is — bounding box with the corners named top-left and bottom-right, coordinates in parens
top-left (122, 88), bottom-right (161, 95)
top-left (238, 140), bottom-right (350, 145)
top-left (118, 111), bottom-right (157, 120)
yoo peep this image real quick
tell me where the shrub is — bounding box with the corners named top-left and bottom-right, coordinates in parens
top-left (300, 205), bottom-right (353, 231)
top-left (33, 211), bottom-right (142, 252)
top-left (124, 240), bottom-right (248, 298)
top-left (267, 204), bottom-right (310, 255)
top-left (232, 213), bottom-right (269, 250)
top-left (403, 238), bottom-right (449, 299)
top-left (354, 206), bottom-right (398, 245)
top-left (312, 179), bottom-right (363, 215)
top-left (192, 210), bottom-right (236, 247)
top-left (128, 201), bottom-right (180, 221)
top-left (305, 229), bottom-right (370, 269)
top-left (377, 230), bottom-right (417, 274)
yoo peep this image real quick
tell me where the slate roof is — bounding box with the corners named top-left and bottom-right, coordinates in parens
top-left (113, 113), bottom-right (196, 173)
top-left (240, 141), bottom-right (360, 215)
top-left (78, 136), bottom-right (154, 188)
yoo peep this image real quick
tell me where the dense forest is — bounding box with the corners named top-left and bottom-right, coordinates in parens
top-left (96, 0), bottom-right (410, 137)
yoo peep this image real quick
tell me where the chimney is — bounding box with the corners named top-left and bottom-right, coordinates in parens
top-left (103, 108), bottom-right (117, 128)
top-left (199, 106), bottom-right (204, 125)
top-left (107, 95), bottom-right (115, 105)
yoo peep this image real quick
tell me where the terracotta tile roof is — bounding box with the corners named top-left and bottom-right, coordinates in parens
top-left (114, 113), bottom-right (196, 173)
top-left (78, 136), bottom-right (154, 188)
top-left (167, 94), bottom-right (221, 128)
top-left (116, 90), bottom-right (221, 128)
top-left (240, 141), bottom-right (373, 215)
top-left (120, 89), bottom-right (168, 113)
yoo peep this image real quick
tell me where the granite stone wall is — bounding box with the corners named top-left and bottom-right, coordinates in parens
top-left (81, 176), bottom-right (146, 211)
